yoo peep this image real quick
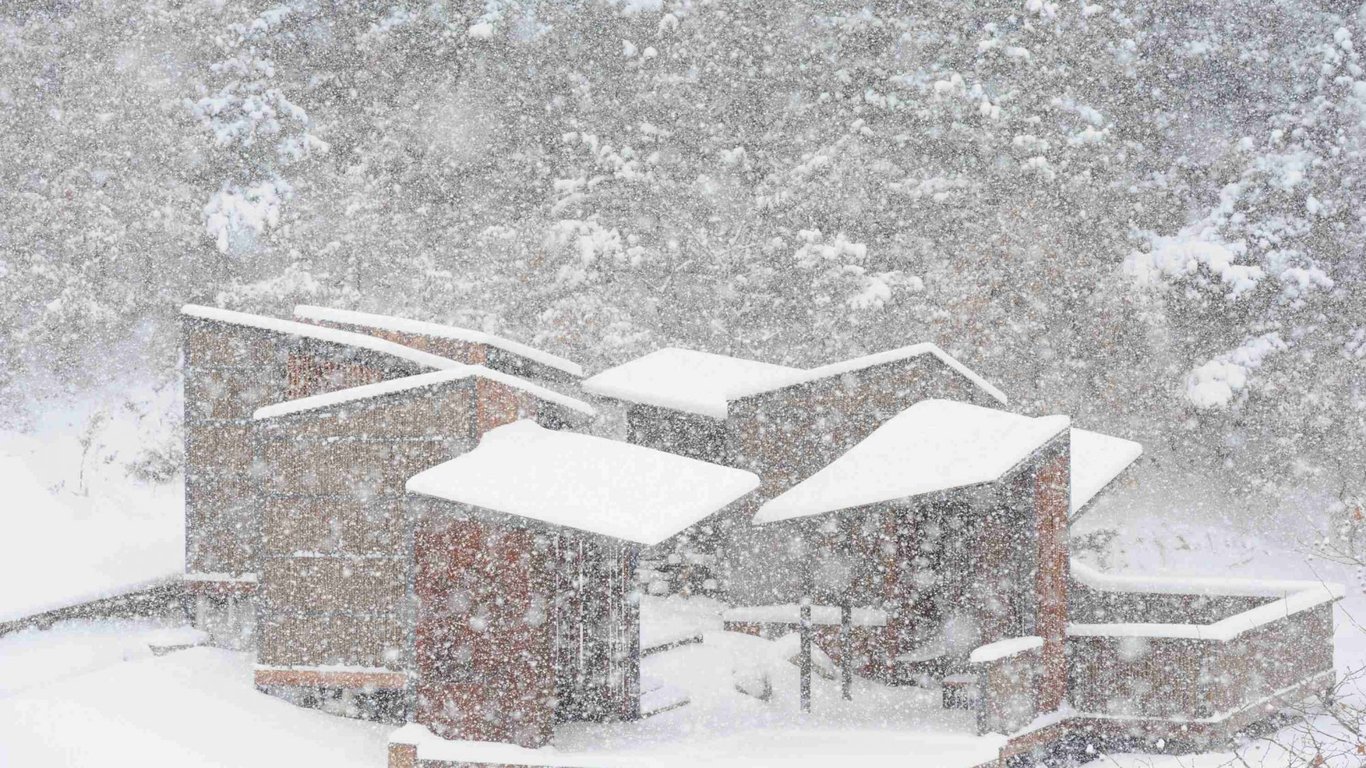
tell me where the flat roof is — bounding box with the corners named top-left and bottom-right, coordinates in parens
top-left (1069, 428), bottom-right (1142, 514)
top-left (581, 348), bottom-right (803, 419)
top-left (182, 305), bottom-right (457, 372)
top-left (293, 305), bottom-right (583, 377)
top-left (406, 421), bottom-right (759, 545)
top-left (581, 344), bottom-right (1005, 420)
top-left (252, 368), bottom-right (595, 421)
top-left (754, 400), bottom-right (1070, 524)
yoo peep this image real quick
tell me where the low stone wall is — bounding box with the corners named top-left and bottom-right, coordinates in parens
top-left (970, 637), bottom-right (1045, 735)
top-left (1071, 584), bottom-right (1270, 625)
top-left (1066, 562), bottom-right (1340, 746)
top-left (1069, 602), bottom-right (1334, 723)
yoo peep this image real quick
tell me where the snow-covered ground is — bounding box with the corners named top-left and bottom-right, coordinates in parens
top-left (639, 593), bottom-right (726, 648)
top-left (4, 399), bottom-right (1363, 767)
top-left (1076, 473), bottom-right (1366, 767)
top-left (0, 439), bottom-right (182, 622)
top-left (405, 621), bottom-right (1004, 768)
top-left (0, 619), bottom-right (389, 767)
top-left (0, 388), bottom-right (184, 623)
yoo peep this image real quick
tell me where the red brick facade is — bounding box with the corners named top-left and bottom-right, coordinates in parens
top-left (1033, 449), bottom-right (1070, 713)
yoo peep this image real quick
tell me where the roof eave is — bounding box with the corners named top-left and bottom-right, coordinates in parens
top-left (753, 419), bottom-right (1071, 527)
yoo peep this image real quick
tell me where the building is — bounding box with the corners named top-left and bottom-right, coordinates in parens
top-left (178, 306), bottom-right (1341, 767)
top-left (581, 345), bottom-right (1012, 601)
top-left (404, 421), bottom-right (758, 747)
top-left (181, 303), bottom-right (592, 666)
top-left (182, 304), bottom-right (473, 641)
top-left (251, 370), bottom-right (593, 706)
top-left (292, 305), bottom-right (584, 384)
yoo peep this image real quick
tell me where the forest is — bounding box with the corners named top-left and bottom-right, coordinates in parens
top-left (2, 0), bottom-right (1363, 589)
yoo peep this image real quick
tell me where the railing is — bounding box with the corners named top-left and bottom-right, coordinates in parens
top-left (0, 579), bottom-right (188, 639)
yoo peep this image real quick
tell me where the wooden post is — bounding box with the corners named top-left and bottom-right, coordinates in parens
top-left (799, 596), bottom-right (812, 713)
top-left (840, 600), bottom-right (853, 701)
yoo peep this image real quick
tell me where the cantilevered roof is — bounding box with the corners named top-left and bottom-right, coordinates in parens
top-left (581, 348), bottom-right (803, 419)
top-left (1069, 428), bottom-right (1142, 515)
top-left (252, 368), bottom-right (595, 421)
top-left (294, 305), bottom-right (583, 377)
top-left (182, 305), bottom-right (457, 372)
top-left (581, 344), bottom-right (1006, 420)
top-left (754, 400), bottom-right (1070, 524)
top-left (406, 421), bottom-right (760, 545)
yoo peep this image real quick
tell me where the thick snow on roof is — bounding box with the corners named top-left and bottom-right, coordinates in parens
top-left (754, 400), bottom-right (1070, 524)
top-left (406, 421), bottom-right (759, 545)
top-left (181, 304), bottom-right (456, 372)
top-left (293, 305), bottom-right (583, 377)
top-left (775, 343), bottom-right (1008, 406)
top-left (581, 348), bottom-right (803, 420)
top-left (252, 368), bottom-right (595, 421)
top-left (1069, 428), bottom-right (1143, 514)
top-left (1069, 559), bottom-right (1344, 642)
top-left (582, 344), bottom-right (1006, 419)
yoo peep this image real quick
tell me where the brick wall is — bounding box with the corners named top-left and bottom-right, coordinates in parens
top-left (183, 318), bottom-right (431, 581)
top-left (1032, 439), bottom-right (1070, 713)
top-left (254, 381), bottom-right (479, 674)
top-left (411, 503), bottom-right (642, 748)
top-left (303, 318), bottom-right (577, 384)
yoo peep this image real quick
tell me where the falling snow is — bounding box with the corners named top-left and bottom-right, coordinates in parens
top-left (2, 1), bottom-right (1365, 767)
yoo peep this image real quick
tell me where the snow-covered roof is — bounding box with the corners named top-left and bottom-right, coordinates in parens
top-left (774, 343), bottom-right (1008, 406)
top-left (581, 348), bottom-right (803, 419)
top-left (968, 636), bottom-right (1042, 664)
top-left (754, 400), bottom-right (1070, 524)
top-left (293, 305), bottom-right (583, 377)
top-left (181, 305), bottom-right (456, 372)
top-left (406, 421), bottom-right (759, 545)
top-left (1068, 559), bottom-right (1344, 642)
top-left (581, 344), bottom-right (1006, 420)
top-left (1069, 428), bottom-right (1143, 515)
top-left (252, 368), bottom-right (595, 421)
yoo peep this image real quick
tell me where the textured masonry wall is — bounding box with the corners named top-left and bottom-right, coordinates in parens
top-left (412, 500), bottom-right (642, 749)
top-left (184, 319), bottom-right (427, 580)
top-left (624, 404), bottom-right (728, 465)
top-left (255, 382), bottom-right (482, 673)
top-left (1068, 598), bottom-right (1334, 722)
top-left (253, 376), bottom-right (571, 681)
top-left (302, 318), bottom-right (576, 384)
top-left (184, 321), bottom-right (291, 579)
top-left (1070, 585), bottom-right (1271, 625)
top-left (1031, 437), bottom-right (1070, 714)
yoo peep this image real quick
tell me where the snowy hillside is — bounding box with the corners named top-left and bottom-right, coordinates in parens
top-left (0, 386), bottom-right (182, 622)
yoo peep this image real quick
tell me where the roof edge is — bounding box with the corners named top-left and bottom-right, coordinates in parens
top-left (293, 304), bottom-right (584, 377)
top-left (252, 367), bottom-right (595, 422)
top-left (735, 342), bottom-right (1008, 407)
top-left (182, 304), bottom-right (458, 372)
top-left (404, 421), bottom-right (759, 546)
top-left (753, 406), bottom-right (1068, 525)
